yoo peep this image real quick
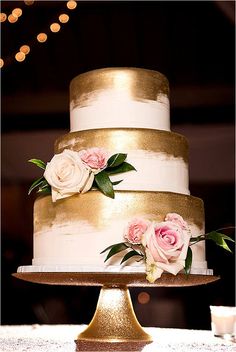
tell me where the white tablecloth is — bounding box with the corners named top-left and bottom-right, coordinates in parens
top-left (0, 324), bottom-right (235, 352)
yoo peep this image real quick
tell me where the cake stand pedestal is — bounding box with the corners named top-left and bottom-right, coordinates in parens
top-left (13, 272), bottom-right (219, 351)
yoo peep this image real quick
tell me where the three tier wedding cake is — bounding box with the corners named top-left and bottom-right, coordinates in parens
top-left (18, 68), bottom-right (214, 282)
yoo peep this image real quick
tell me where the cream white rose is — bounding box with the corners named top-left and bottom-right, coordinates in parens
top-left (44, 149), bottom-right (94, 202)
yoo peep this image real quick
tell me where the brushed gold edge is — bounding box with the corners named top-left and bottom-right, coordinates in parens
top-left (70, 67), bottom-right (169, 103)
top-left (70, 67), bottom-right (169, 88)
top-left (34, 191), bottom-right (204, 232)
top-left (54, 128), bottom-right (188, 162)
top-left (55, 128), bottom-right (188, 145)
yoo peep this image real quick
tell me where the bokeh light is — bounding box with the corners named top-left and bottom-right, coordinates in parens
top-left (37, 33), bottom-right (47, 43)
top-left (24, 1), bottom-right (35, 5)
top-left (12, 8), bottom-right (23, 18)
top-left (138, 291), bottom-right (150, 304)
top-left (8, 14), bottom-right (18, 23)
top-left (15, 52), bottom-right (26, 62)
top-left (67, 1), bottom-right (77, 10)
top-left (20, 45), bottom-right (30, 55)
top-left (0, 13), bottom-right (7, 22)
top-left (50, 22), bottom-right (61, 33)
top-left (59, 14), bottom-right (69, 23)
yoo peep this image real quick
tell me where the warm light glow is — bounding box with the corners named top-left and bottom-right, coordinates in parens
top-left (0, 58), bottom-right (4, 68)
top-left (138, 291), bottom-right (150, 304)
top-left (12, 8), bottom-right (23, 18)
top-left (67, 0), bottom-right (77, 10)
top-left (37, 33), bottom-right (47, 43)
top-left (0, 13), bottom-right (7, 22)
top-left (59, 14), bottom-right (69, 23)
top-left (50, 22), bottom-right (61, 33)
top-left (20, 45), bottom-right (30, 55)
top-left (8, 14), bottom-right (18, 23)
top-left (15, 51), bottom-right (26, 62)
top-left (24, 0), bottom-right (35, 5)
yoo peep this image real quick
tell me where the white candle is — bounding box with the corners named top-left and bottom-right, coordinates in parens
top-left (210, 306), bottom-right (236, 339)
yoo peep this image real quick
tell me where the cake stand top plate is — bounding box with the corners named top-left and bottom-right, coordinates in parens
top-left (12, 271), bottom-right (220, 287)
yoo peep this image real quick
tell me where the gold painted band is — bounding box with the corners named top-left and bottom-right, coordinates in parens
top-left (55, 128), bottom-right (188, 162)
top-left (70, 67), bottom-right (169, 108)
top-left (34, 191), bottom-right (204, 233)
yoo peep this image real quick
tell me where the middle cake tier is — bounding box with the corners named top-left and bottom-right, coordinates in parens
top-left (55, 128), bottom-right (189, 195)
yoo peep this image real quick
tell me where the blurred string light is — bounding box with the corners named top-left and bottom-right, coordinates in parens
top-left (0, 13), bottom-right (7, 22)
top-left (59, 14), bottom-right (69, 23)
top-left (0, 0), bottom-right (77, 68)
top-left (24, 0), bottom-right (35, 5)
top-left (50, 22), bottom-right (61, 33)
top-left (37, 33), bottom-right (47, 43)
top-left (8, 14), bottom-right (18, 23)
top-left (0, 7), bottom-right (23, 24)
top-left (138, 291), bottom-right (151, 305)
top-left (12, 8), bottom-right (23, 18)
top-left (67, 1), bottom-right (77, 10)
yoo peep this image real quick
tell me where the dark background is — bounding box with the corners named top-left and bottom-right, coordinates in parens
top-left (1, 0), bottom-right (235, 329)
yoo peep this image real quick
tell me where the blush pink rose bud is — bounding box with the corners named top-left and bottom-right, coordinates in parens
top-left (124, 218), bottom-right (150, 244)
top-left (79, 148), bottom-right (108, 173)
top-left (165, 213), bottom-right (188, 230)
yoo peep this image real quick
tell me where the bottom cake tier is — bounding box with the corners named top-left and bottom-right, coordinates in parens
top-left (29, 190), bottom-right (212, 276)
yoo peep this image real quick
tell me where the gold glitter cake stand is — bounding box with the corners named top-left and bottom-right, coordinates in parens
top-left (12, 271), bottom-right (219, 350)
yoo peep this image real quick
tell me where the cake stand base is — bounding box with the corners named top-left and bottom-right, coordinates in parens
top-left (76, 285), bottom-right (152, 350)
top-left (13, 272), bottom-right (219, 350)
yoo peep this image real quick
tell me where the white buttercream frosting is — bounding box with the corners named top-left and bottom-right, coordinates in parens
top-left (112, 151), bottom-right (189, 194)
top-left (70, 91), bottom-right (170, 132)
top-left (32, 220), bottom-right (208, 271)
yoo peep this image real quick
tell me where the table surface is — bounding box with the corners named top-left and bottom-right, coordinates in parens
top-left (0, 325), bottom-right (235, 352)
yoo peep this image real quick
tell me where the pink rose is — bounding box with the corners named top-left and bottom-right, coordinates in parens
top-left (124, 218), bottom-right (150, 244)
top-left (79, 148), bottom-right (108, 173)
top-left (165, 213), bottom-right (188, 230)
top-left (142, 221), bottom-right (191, 282)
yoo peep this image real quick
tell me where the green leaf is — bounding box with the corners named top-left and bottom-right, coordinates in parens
top-left (106, 162), bottom-right (136, 175)
top-left (100, 242), bottom-right (128, 254)
top-left (28, 176), bottom-right (45, 195)
top-left (101, 243), bottom-right (129, 262)
top-left (38, 179), bottom-right (48, 189)
top-left (37, 180), bottom-right (51, 193)
top-left (107, 153), bottom-right (127, 168)
top-left (95, 171), bottom-right (114, 199)
top-left (120, 250), bottom-right (143, 264)
top-left (184, 247), bottom-right (193, 275)
top-left (38, 186), bottom-right (51, 195)
top-left (28, 159), bottom-right (46, 170)
top-left (205, 231), bottom-right (234, 253)
top-left (112, 180), bottom-right (123, 185)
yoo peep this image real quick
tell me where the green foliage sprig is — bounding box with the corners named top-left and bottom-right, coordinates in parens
top-left (184, 230), bottom-right (235, 275)
top-left (28, 159), bottom-right (51, 195)
top-left (100, 242), bottom-right (145, 264)
top-left (101, 230), bottom-right (235, 276)
top-left (93, 153), bottom-right (135, 198)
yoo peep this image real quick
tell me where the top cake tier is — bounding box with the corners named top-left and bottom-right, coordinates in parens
top-left (70, 67), bottom-right (170, 132)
